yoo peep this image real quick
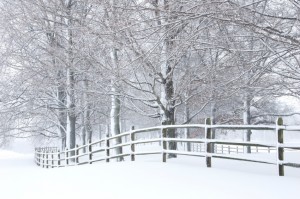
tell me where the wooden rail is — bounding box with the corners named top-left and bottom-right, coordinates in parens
top-left (34, 118), bottom-right (300, 176)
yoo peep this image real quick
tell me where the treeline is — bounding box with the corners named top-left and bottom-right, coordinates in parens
top-left (0, 0), bottom-right (299, 152)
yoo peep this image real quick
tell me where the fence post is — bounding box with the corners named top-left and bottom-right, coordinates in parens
top-left (89, 140), bottom-right (92, 164)
top-left (192, 143), bottom-right (194, 152)
top-left (130, 126), bottom-right (135, 161)
top-left (34, 148), bottom-right (37, 165)
top-left (205, 118), bottom-right (212, 168)
top-left (65, 148), bottom-right (69, 166)
top-left (51, 151), bottom-right (54, 168)
top-left (76, 145), bottom-right (79, 165)
top-left (37, 148), bottom-right (39, 165)
top-left (162, 128), bottom-right (167, 163)
top-left (38, 148), bottom-right (41, 166)
top-left (46, 152), bottom-right (49, 169)
top-left (42, 151), bottom-right (45, 168)
top-left (106, 136), bottom-right (110, 163)
top-left (58, 150), bottom-right (61, 167)
top-left (34, 148), bottom-right (36, 165)
top-left (35, 148), bottom-right (38, 166)
top-left (277, 117), bottom-right (284, 176)
top-left (37, 149), bottom-right (39, 165)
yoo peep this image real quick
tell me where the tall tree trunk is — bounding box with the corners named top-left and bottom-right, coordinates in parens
top-left (47, 24), bottom-right (67, 150)
top-left (160, 41), bottom-right (176, 158)
top-left (110, 85), bottom-right (123, 161)
top-left (66, 1), bottom-right (76, 159)
top-left (80, 77), bottom-right (92, 153)
top-left (243, 1), bottom-right (255, 154)
top-left (57, 70), bottom-right (66, 150)
top-left (66, 67), bottom-right (76, 158)
top-left (210, 57), bottom-right (217, 153)
top-left (158, 0), bottom-right (177, 158)
top-left (110, 48), bottom-right (123, 161)
top-left (182, 54), bottom-right (191, 152)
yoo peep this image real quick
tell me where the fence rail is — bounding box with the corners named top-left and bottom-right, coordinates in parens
top-left (34, 118), bottom-right (300, 176)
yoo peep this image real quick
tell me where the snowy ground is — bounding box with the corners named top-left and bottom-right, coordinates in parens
top-left (0, 150), bottom-right (299, 199)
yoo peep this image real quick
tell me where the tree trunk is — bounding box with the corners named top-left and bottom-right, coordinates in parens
top-left (110, 48), bottom-right (123, 161)
top-left (99, 124), bottom-right (102, 141)
top-left (66, 67), bottom-right (76, 158)
top-left (160, 42), bottom-right (176, 158)
top-left (243, 92), bottom-right (252, 153)
top-left (110, 85), bottom-right (123, 161)
top-left (184, 100), bottom-right (191, 152)
top-left (161, 110), bottom-right (176, 157)
top-left (81, 126), bottom-right (86, 153)
top-left (48, 26), bottom-right (66, 151)
top-left (57, 80), bottom-right (67, 151)
top-left (57, 71), bottom-right (66, 150)
top-left (83, 77), bottom-right (92, 142)
top-left (211, 101), bottom-right (216, 153)
top-left (81, 106), bottom-right (86, 153)
top-left (66, 1), bottom-right (76, 159)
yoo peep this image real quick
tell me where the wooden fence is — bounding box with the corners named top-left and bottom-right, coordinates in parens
top-left (190, 143), bottom-right (276, 154)
top-left (35, 118), bottom-right (300, 176)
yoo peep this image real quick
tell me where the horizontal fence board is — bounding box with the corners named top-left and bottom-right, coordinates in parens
top-left (75, 145), bottom-right (88, 150)
top-left (91, 148), bottom-right (105, 154)
top-left (134, 151), bottom-right (162, 156)
top-left (108, 153), bottom-right (131, 160)
top-left (132, 138), bottom-right (162, 145)
top-left (108, 142), bottom-right (131, 150)
top-left (76, 153), bottom-right (87, 159)
top-left (164, 138), bottom-right (206, 143)
top-left (283, 163), bottom-right (300, 168)
top-left (282, 143), bottom-right (300, 150)
top-left (65, 148), bottom-right (77, 153)
top-left (78, 161), bottom-right (90, 166)
top-left (108, 132), bottom-right (131, 141)
top-left (90, 157), bottom-right (107, 163)
top-left (164, 150), bottom-right (206, 157)
top-left (90, 139), bottom-right (106, 146)
top-left (211, 125), bottom-right (277, 130)
top-left (283, 126), bottom-right (300, 131)
top-left (212, 154), bottom-right (276, 165)
top-left (284, 147), bottom-right (300, 150)
top-left (65, 155), bottom-right (83, 160)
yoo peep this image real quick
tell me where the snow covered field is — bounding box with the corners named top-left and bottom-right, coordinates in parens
top-left (0, 150), bottom-right (299, 199)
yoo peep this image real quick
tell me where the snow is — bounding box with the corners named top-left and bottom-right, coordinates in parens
top-left (0, 149), bottom-right (300, 199)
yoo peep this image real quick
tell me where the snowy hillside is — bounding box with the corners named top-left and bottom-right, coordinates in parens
top-left (0, 150), bottom-right (299, 199)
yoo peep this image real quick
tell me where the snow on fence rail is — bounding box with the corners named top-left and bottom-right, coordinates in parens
top-left (34, 118), bottom-right (300, 176)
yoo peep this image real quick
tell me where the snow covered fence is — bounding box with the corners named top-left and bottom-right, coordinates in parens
top-left (34, 118), bottom-right (300, 176)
